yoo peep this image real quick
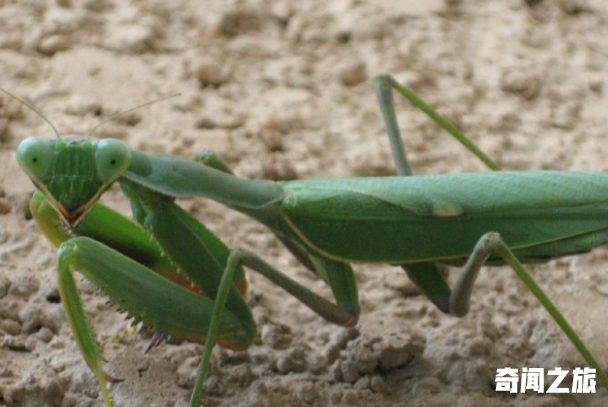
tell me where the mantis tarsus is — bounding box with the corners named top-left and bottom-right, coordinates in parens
top-left (12, 74), bottom-right (608, 406)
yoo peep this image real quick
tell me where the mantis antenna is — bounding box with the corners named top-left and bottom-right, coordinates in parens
top-left (86, 93), bottom-right (181, 140)
top-left (0, 87), bottom-right (61, 139)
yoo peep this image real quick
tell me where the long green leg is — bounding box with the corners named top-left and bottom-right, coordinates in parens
top-left (189, 248), bottom-right (360, 406)
top-left (373, 73), bottom-right (501, 171)
top-left (373, 75), bottom-right (453, 311)
top-left (373, 75), bottom-right (412, 176)
top-left (451, 232), bottom-right (608, 390)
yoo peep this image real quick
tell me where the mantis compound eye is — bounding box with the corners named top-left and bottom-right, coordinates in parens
top-left (95, 139), bottom-right (132, 183)
top-left (16, 137), bottom-right (55, 182)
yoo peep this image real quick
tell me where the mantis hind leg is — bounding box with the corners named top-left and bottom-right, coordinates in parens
top-left (373, 73), bottom-right (501, 171)
top-left (451, 232), bottom-right (608, 391)
top-left (373, 74), bottom-right (455, 311)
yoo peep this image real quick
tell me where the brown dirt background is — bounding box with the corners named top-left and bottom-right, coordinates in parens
top-left (2, 0), bottom-right (608, 406)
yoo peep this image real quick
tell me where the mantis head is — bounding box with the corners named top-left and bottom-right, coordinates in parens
top-left (17, 137), bottom-right (131, 225)
top-left (4, 88), bottom-right (178, 226)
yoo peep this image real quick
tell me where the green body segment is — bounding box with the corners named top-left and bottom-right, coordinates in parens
top-left (280, 171), bottom-right (608, 263)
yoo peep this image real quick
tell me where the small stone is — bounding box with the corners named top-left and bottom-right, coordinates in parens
top-left (194, 116), bottom-right (217, 129)
top-left (260, 323), bottom-right (292, 349)
top-left (0, 198), bottom-right (12, 214)
top-left (341, 389), bottom-right (360, 405)
top-left (276, 345), bottom-right (308, 373)
top-left (354, 375), bottom-right (370, 390)
top-left (412, 377), bottom-right (443, 395)
top-left (500, 68), bottom-right (543, 100)
top-left (338, 61), bottom-right (367, 87)
top-left (370, 375), bottom-right (388, 394)
top-left (37, 34), bottom-right (72, 56)
top-left (329, 388), bottom-right (342, 405)
top-left (192, 59), bottom-right (229, 88)
top-left (352, 345), bottom-right (377, 375)
top-left (0, 275), bottom-right (10, 299)
top-left (340, 361), bottom-right (360, 383)
top-left (36, 327), bottom-right (55, 343)
top-left (0, 319), bottom-right (21, 335)
top-left (204, 375), bottom-right (224, 396)
top-left (559, 0), bottom-right (590, 15)
top-left (215, 8), bottom-right (262, 37)
top-left (291, 381), bottom-right (316, 405)
top-left (589, 77), bottom-right (603, 93)
top-left (0, 118), bottom-right (12, 143)
top-left (374, 332), bottom-right (425, 371)
top-left (9, 275), bottom-right (40, 298)
top-left (326, 328), bottom-right (359, 363)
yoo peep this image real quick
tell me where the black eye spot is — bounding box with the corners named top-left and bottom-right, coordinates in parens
top-left (32, 157), bottom-right (38, 163)
top-left (110, 158), bottom-right (116, 165)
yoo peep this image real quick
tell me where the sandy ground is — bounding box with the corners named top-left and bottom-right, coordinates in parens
top-left (2, 0), bottom-right (608, 406)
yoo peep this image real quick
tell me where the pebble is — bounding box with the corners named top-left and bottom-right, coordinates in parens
top-left (37, 34), bottom-right (72, 55)
top-left (9, 275), bottom-right (40, 299)
top-left (0, 197), bottom-right (12, 214)
top-left (0, 318), bottom-right (21, 336)
top-left (370, 375), bottom-right (388, 394)
top-left (36, 327), bottom-right (55, 343)
top-left (0, 118), bottom-right (12, 143)
top-left (338, 61), bottom-right (367, 87)
top-left (291, 381), bottom-right (316, 405)
top-left (374, 333), bottom-right (425, 372)
top-left (340, 361), bottom-right (360, 383)
top-left (276, 345), bottom-right (308, 373)
top-left (260, 323), bottom-right (293, 349)
top-left (500, 68), bottom-right (543, 101)
top-left (341, 389), bottom-right (361, 405)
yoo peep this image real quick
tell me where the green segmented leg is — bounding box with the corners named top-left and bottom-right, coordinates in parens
top-left (374, 74), bottom-right (463, 312)
top-left (454, 232), bottom-right (608, 390)
top-left (374, 74), bottom-right (500, 172)
top-left (189, 247), bottom-right (359, 407)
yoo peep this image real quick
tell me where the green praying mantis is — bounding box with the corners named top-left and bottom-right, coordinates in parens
top-left (10, 73), bottom-right (608, 406)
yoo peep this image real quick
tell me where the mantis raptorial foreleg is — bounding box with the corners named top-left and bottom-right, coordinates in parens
top-left (56, 237), bottom-right (250, 407)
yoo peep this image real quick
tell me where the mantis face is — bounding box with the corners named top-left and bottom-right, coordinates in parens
top-left (17, 137), bottom-right (131, 226)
